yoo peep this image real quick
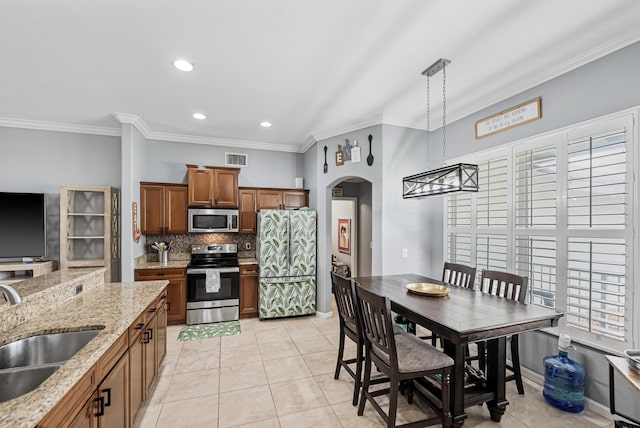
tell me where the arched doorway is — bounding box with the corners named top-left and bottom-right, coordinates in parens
top-left (329, 177), bottom-right (373, 279)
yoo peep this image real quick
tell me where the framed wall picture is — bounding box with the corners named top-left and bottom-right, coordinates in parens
top-left (338, 218), bottom-right (351, 254)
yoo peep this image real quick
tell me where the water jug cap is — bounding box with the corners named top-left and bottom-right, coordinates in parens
top-left (558, 334), bottom-right (571, 352)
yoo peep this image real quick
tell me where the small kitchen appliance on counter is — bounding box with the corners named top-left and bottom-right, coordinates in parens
top-left (186, 244), bottom-right (240, 324)
top-left (257, 210), bottom-right (317, 319)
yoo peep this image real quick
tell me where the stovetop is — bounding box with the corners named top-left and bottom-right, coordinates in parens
top-left (189, 243), bottom-right (239, 268)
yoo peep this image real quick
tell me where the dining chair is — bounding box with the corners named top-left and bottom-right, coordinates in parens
top-left (420, 262), bottom-right (477, 346)
top-left (331, 271), bottom-right (365, 406)
top-left (355, 284), bottom-right (454, 428)
top-left (442, 262), bottom-right (476, 290)
top-left (476, 269), bottom-right (529, 394)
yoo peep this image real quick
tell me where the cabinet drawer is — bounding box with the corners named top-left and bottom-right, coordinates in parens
top-left (157, 289), bottom-right (168, 311)
top-left (135, 268), bottom-right (185, 280)
top-left (240, 264), bottom-right (258, 275)
top-left (129, 312), bottom-right (146, 345)
top-left (96, 332), bottom-right (127, 380)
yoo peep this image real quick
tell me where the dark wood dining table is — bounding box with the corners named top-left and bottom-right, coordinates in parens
top-left (353, 273), bottom-right (563, 427)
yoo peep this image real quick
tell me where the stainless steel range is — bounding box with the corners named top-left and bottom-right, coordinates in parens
top-left (186, 244), bottom-right (240, 325)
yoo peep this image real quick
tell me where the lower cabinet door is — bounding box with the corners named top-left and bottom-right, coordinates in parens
top-left (129, 332), bottom-right (144, 426)
top-left (98, 353), bottom-right (129, 428)
top-left (144, 315), bottom-right (158, 394)
top-left (68, 391), bottom-right (98, 428)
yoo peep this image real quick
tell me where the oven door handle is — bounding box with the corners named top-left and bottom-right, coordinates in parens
top-left (187, 267), bottom-right (240, 274)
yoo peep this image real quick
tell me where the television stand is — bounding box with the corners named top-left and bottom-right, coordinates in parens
top-left (0, 260), bottom-right (57, 286)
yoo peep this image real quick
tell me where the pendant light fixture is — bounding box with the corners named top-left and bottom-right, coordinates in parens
top-left (402, 59), bottom-right (479, 198)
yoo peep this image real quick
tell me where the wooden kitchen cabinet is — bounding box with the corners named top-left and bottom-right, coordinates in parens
top-left (238, 188), bottom-right (257, 234)
top-left (140, 183), bottom-right (188, 234)
top-left (135, 268), bottom-right (186, 325)
top-left (40, 290), bottom-right (168, 428)
top-left (186, 164), bottom-right (239, 207)
top-left (97, 351), bottom-right (129, 428)
top-left (239, 264), bottom-right (259, 318)
top-left (256, 188), bottom-right (308, 210)
top-left (240, 188), bottom-right (309, 234)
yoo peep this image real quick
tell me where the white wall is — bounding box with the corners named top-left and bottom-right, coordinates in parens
top-left (0, 127), bottom-right (121, 262)
top-left (311, 125), bottom-right (383, 314)
top-left (143, 139), bottom-right (305, 188)
top-left (120, 124), bottom-right (147, 281)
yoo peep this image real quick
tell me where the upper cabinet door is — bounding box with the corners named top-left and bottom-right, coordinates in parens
top-left (188, 168), bottom-right (214, 206)
top-left (256, 189), bottom-right (283, 210)
top-left (213, 168), bottom-right (239, 207)
top-left (141, 184), bottom-right (165, 234)
top-left (282, 190), bottom-right (308, 209)
top-left (239, 188), bottom-right (257, 234)
top-left (165, 185), bottom-right (188, 233)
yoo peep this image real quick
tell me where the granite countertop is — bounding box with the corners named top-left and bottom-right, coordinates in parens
top-left (0, 270), bottom-right (167, 427)
top-left (239, 258), bottom-right (258, 265)
top-left (135, 259), bottom-right (190, 269)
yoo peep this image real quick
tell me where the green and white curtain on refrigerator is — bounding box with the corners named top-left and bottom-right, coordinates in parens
top-left (257, 210), bottom-right (317, 319)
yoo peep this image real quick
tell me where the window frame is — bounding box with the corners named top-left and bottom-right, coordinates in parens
top-left (443, 108), bottom-right (638, 353)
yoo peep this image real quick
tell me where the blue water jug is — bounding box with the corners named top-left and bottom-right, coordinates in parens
top-left (543, 334), bottom-right (585, 413)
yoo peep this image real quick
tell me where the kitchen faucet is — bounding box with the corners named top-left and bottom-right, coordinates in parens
top-left (0, 284), bottom-right (22, 305)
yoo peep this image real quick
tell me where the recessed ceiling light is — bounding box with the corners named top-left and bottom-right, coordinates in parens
top-left (173, 59), bottom-right (194, 72)
top-left (260, 121), bottom-right (272, 128)
top-left (193, 113), bottom-right (206, 120)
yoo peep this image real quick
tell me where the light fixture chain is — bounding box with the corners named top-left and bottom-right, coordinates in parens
top-left (426, 75), bottom-right (430, 167)
top-left (442, 62), bottom-right (447, 166)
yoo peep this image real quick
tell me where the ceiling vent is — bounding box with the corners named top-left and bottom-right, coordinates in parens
top-left (225, 152), bottom-right (248, 167)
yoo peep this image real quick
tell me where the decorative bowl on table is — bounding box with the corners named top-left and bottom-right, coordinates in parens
top-left (406, 283), bottom-right (449, 297)
top-left (624, 349), bottom-right (640, 374)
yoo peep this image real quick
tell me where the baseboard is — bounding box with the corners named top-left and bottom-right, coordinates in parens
top-left (519, 365), bottom-right (613, 421)
top-left (315, 310), bottom-right (333, 319)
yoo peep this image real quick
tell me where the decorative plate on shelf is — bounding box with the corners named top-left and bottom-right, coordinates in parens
top-left (406, 283), bottom-right (449, 297)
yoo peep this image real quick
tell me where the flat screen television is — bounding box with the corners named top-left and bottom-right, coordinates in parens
top-left (0, 192), bottom-right (47, 259)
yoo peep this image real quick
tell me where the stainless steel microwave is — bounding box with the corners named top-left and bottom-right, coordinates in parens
top-left (188, 208), bottom-right (239, 233)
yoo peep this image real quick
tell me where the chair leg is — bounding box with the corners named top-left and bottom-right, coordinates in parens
top-left (334, 327), bottom-right (345, 380)
top-left (441, 370), bottom-right (452, 428)
top-left (388, 377), bottom-right (399, 428)
top-left (353, 341), bottom-right (363, 406)
top-left (358, 352), bottom-right (372, 416)
top-left (511, 335), bottom-right (524, 395)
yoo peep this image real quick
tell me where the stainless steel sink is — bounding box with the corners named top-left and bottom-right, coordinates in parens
top-left (0, 364), bottom-right (61, 402)
top-left (0, 328), bottom-right (103, 402)
top-left (0, 329), bottom-right (102, 369)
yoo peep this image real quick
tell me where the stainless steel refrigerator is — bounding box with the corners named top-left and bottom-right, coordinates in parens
top-left (256, 209), bottom-right (317, 319)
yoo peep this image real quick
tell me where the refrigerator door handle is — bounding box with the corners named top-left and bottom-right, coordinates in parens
top-left (288, 215), bottom-right (292, 268)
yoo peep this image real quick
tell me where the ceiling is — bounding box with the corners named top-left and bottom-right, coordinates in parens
top-left (2, 1), bottom-right (640, 153)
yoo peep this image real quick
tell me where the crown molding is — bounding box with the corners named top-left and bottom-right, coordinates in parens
top-left (300, 135), bottom-right (318, 153)
top-left (112, 112), bottom-right (302, 153)
top-left (0, 117), bottom-right (121, 137)
top-left (311, 114), bottom-right (384, 143)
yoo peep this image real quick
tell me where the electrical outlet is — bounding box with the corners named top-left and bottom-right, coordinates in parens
top-left (245, 242), bottom-right (251, 250)
top-left (75, 284), bottom-right (83, 295)
top-left (402, 248), bottom-right (408, 258)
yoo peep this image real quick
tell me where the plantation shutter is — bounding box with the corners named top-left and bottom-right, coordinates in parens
top-left (447, 233), bottom-right (471, 265)
top-left (566, 127), bottom-right (628, 341)
top-left (477, 157), bottom-right (508, 227)
top-left (515, 145), bottom-right (556, 227)
top-left (515, 236), bottom-right (557, 308)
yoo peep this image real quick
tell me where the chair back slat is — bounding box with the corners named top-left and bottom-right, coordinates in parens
top-left (355, 284), bottom-right (397, 369)
top-left (480, 269), bottom-right (528, 303)
top-left (331, 272), bottom-right (358, 329)
top-left (442, 262), bottom-right (476, 289)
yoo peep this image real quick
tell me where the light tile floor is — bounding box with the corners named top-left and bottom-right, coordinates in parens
top-left (136, 312), bottom-right (612, 428)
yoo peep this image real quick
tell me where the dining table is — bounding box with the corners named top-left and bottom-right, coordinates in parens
top-left (353, 273), bottom-right (563, 427)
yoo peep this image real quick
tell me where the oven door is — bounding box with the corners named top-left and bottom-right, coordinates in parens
top-left (186, 267), bottom-right (240, 304)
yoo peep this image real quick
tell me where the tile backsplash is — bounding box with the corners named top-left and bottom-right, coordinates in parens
top-left (144, 233), bottom-right (256, 258)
